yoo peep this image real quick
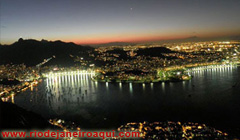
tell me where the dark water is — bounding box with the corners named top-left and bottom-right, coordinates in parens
top-left (14, 67), bottom-right (240, 133)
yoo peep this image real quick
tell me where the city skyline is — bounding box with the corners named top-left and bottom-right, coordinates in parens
top-left (1, 0), bottom-right (240, 45)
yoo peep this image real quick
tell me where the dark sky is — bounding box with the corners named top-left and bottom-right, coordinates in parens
top-left (1, 0), bottom-right (240, 44)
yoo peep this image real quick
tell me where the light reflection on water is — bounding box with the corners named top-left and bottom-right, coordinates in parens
top-left (14, 66), bottom-right (240, 129)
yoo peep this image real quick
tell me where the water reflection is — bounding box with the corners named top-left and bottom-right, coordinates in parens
top-left (106, 82), bottom-right (109, 89)
top-left (161, 82), bottom-right (165, 93)
top-left (129, 83), bottom-right (133, 94)
top-left (142, 83), bottom-right (145, 90)
top-left (13, 66), bottom-right (240, 129)
top-left (119, 82), bottom-right (122, 90)
top-left (22, 73), bottom-right (97, 116)
top-left (182, 81), bottom-right (186, 90)
top-left (150, 83), bottom-right (153, 90)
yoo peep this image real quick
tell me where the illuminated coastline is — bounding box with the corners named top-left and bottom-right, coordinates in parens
top-left (43, 70), bottom-right (96, 78)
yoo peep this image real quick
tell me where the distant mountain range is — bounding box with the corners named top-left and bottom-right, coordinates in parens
top-left (90, 41), bottom-right (136, 47)
top-left (0, 38), bottom-right (93, 66)
top-left (92, 35), bottom-right (240, 47)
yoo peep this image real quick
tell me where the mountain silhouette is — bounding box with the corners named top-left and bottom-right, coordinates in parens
top-left (0, 38), bottom-right (93, 66)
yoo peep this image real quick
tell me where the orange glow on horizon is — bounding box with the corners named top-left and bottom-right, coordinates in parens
top-left (61, 30), bottom-right (240, 45)
top-left (65, 35), bottom-right (192, 45)
top-left (1, 30), bottom-right (239, 45)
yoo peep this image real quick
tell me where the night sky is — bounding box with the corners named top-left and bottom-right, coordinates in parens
top-left (1, 0), bottom-right (240, 44)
